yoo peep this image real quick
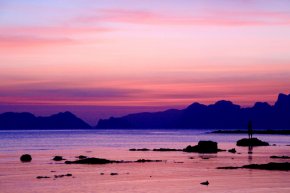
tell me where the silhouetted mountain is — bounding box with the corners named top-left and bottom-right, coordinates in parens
top-left (0, 111), bottom-right (91, 129)
top-left (96, 93), bottom-right (290, 129)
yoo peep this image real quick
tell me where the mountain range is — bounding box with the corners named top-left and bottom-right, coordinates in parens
top-left (96, 93), bottom-right (290, 129)
top-left (0, 111), bottom-right (91, 129)
top-left (0, 93), bottom-right (289, 129)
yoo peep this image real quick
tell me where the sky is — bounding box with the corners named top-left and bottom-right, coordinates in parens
top-left (1, 0), bottom-right (290, 124)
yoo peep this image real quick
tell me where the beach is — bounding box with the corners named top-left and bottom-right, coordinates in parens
top-left (0, 129), bottom-right (290, 193)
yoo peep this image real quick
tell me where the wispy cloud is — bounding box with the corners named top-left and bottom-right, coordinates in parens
top-left (0, 25), bottom-right (112, 47)
top-left (78, 8), bottom-right (290, 26)
top-left (0, 35), bottom-right (75, 47)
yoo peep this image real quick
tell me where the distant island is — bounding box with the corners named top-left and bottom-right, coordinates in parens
top-left (211, 130), bottom-right (290, 135)
top-left (0, 93), bottom-right (289, 130)
top-left (0, 111), bottom-right (91, 129)
top-left (96, 93), bottom-right (290, 129)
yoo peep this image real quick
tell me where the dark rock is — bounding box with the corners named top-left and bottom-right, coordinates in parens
top-left (200, 181), bottom-right (209, 185)
top-left (153, 148), bottom-right (182, 152)
top-left (242, 162), bottom-right (290, 171)
top-left (217, 166), bottom-right (240, 169)
top-left (183, 141), bottom-right (219, 153)
top-left (65, 157), bottom-right (164, 165)
top-left (36, 176), bottom-right (50, 179)
top-left (270, 156), bottom-right (290, 159)
top-left (196, 141), bottom-right (218, 153)
top-left (236, 138), bottom-right (269, 147)
top-left (135, 159), bottom-right (162, 163)
top-left (110, 173), bottom-right (118, 176)
top-left (100, 173), bottom-right (104, 175)
top-left (65, 157), bottom-right (117, 164)
top-left (54, 173), bottom-right (73, 178)
top-left (228, 148), bottom-right (237, 153)
top-left (129, 148), bottom-right (150, 151)
top-left (76, 155), bottom-right (88, 159)
top-left (53, 156), bottom-right (64, 161)
top-left (20, 154), bottom-right (32, 162)
top-left (218, 162), bottom-right (290, 171)
top-left (183, 145), bottom-right (198, 152)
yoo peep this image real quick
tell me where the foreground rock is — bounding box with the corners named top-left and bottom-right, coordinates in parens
top-left (65, 157), bottom-right (163, 164)
top-left (20, 154), bottom-right (32, 162)
top-left (236, 138), bottom-right (269, 147)
top-left (65, 158), bottom-right (118, 164)
top-left (53, 156), bottom-right (65, 161)
top-left (183, 141), bottom-right (221, 153)
top-left (76, 155), bottom-right (88, 159)
top-left (129, 148), bottom-right (182, 152)
top-left (153, 148), bottom-right (182, 152)
top-left (129, 148), bottom-right (150, 151)
top-left (217, 162), bottom-right (290, 171)
top-left (200, 181), bottom-right (209, 185)
top-left (36, 176), bottom-right (50, 179)
top-left (243, 162), bottom-right (290, 171)
top-left (228, 148), bottom-right (237, 153)
top-left (270, 156), bottom-right (290, 159)
top-left (135, 159), bottom-right (162, 163)
top-left (54, 173), bottom-right (72, 178)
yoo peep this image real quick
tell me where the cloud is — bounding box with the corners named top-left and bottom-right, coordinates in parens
top-left (0, 26), bottom-right (112, 47)
top-left (0, 87), bottom-right (145, 103)
top-left (0, 35), bottom-right (75, 47)
top-left (78, 8), bottom-right (290, 27)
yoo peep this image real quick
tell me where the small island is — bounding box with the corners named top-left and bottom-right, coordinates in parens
top-left (211, 130), bottom-right (290, 135)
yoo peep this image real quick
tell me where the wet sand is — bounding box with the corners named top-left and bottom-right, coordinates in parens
top-left (1, 143), bottom-right (290, 193)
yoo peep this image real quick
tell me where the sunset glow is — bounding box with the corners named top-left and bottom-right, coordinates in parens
top-left (1, 0), bottom-right (290, 123)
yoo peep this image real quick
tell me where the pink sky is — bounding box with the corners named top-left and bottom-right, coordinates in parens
top-left (0, 0), bottom-right (290, 124)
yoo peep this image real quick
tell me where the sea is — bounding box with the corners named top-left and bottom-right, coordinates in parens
top-left (1, 129), bottom-right (290, 152)
top-left (1, 129), bottom-right (290, 193)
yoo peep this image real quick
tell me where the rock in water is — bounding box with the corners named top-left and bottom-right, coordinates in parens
top-left (236, 138), bottom-right (269, 147)
top-left (184, 141), bottom-right (218, 153)
top-left (242, 162), bottom-right (290, 171)
top-left (270, 156), bottom-right (290, 159)
top-left (53, 156), bottom-right (64, 161)
top-left (217, 162), bottom-right (290, 171)
top-left (200, 180), bottom-right (209, 185)
top-left (77, 155), bottom-right (88, 159)
top-left (198, 141), bottom-right (218, 153)
top-left (228, 148), bottom-right (237, 153)
top-left (20, 154), bottom-right (32, 162)
top-left (65, 157), bottom-right (116, 164)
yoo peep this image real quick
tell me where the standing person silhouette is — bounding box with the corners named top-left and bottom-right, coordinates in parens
top-left (248, 120), bottom-right (253, 139)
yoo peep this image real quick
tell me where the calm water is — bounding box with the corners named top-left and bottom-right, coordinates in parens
top-left (1, 129), bottom-right (290, 193)
top-left (0, 129), bottom-right (290, 152)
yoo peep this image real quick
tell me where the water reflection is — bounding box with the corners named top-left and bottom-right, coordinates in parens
top-left (248, 146), bottom-right (253, 162)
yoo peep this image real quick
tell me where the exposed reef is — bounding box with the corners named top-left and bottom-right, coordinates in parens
top-left (65, 157), bottom-right (163, 164)
top-left (183, 141), bottom-right (223, 153)
top-left (236, 138), bottom-right (269, 147)
top-left (217, 162), bottom-right (290, 171)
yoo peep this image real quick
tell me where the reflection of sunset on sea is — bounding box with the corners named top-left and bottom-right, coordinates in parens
top-left (1, 0), bottom-right (290, 123)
